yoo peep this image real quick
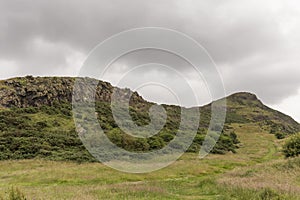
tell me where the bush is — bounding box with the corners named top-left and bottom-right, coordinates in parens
top-left (283, 133), bottom-right (300, 158)
top-left (229, 131), bottom-right (239, 144)
top-left (274, 132), bottom-right (284, 139)
top-left (148, 136), bottom-right (164, 150)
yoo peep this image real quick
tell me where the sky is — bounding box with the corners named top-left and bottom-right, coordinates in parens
top-left (0, 0), bottom-right (300, 121)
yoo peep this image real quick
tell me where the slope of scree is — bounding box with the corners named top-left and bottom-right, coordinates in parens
top-left (0, 76), bottom-right (299, 162)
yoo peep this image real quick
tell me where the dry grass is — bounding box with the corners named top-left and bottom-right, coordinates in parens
top-left (218, 158), bottom-right (300, 196)
top-left (0, 123), bottom-right (299, 199)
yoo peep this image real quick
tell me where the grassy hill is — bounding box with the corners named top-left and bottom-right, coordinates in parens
top-left (0, 76), bottom-right (299, 162)
top-left (0, 76), bottom-right (300, 199)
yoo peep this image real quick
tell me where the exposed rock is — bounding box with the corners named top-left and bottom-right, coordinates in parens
top-left (0, 76), bottom-right (145, 108)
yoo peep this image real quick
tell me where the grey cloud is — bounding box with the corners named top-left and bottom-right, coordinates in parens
top-left (0, 0), bottom-right (300, 105)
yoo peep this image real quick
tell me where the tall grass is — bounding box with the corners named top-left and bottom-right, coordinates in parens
top-left (0, 187), bottom-right (27, 200)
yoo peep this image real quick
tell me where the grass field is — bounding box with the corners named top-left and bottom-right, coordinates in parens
top-left (0, 123), bottom-right (299, 199)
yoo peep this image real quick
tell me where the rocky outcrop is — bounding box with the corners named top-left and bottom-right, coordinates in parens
top-left (0, 76), bottom-right (145, 108)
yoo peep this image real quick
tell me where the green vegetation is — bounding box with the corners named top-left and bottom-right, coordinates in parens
top-left (1, 77), bottom-right (299, 163)
top-left (0, 124), bottom-right (299, 199)
top-left (283, 133), bottom-right (300, 158)
top-left (0, 101), bottom-right (239, 162)
top-left (0, 77), bottom-right (300, 199)
top-left (0, 105), bottom-right (95, 162)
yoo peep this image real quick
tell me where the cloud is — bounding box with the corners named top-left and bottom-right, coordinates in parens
top-left (0, 0), bottom-right (300, 107)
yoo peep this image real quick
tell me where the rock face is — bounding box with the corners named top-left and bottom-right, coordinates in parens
top-left (0, 76), bottom-right (145, 108)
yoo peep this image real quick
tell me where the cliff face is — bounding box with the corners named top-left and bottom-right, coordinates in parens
top-left (0, 76), bottom-right (74, 107)
top-left (0, 76), bottom-right (145, 108)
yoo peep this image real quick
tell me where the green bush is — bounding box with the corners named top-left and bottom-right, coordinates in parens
top-left (274, 132), bottom-right (285, 139)
top-left (283, 133), bottom-right (300, 158)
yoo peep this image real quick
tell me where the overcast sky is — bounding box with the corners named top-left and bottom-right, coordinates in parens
top-left (0, 0), bottom-right (300, 121)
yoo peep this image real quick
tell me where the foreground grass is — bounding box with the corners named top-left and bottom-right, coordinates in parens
top-left (0, 124), bottom-right (299, 199)
top-left (0, 158), bottom-right (299, 200)
top-left (219, 157), bottom-right (300, 196)
top-left (0, 156), bottom-right (238, 199)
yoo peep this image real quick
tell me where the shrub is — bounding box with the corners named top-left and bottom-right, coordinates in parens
top-left (160, 132), bottom-right (174, 142)
top-left (274, 132), bottom-right (285, 139)
top-left (229, 131), bottom-right (239, 144)
top-left (283, 133), bottom-right (300, 158)
top-left (148, 136), bottom-right (164, 150)
top-left (36, 121), bottom-right (49, 129)
top-left (187, 143), bottom-right (200, 152)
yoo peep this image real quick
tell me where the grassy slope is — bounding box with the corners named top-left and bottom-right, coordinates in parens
top-left (0, 77), bottom-right (300, 199)
top-left (0, 77), bottom-right (299, 163)
top-left (0, 123), bottom-right (299, 200)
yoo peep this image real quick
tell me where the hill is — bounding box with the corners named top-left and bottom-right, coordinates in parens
top-left (0, 76), bottom-right (299, 162)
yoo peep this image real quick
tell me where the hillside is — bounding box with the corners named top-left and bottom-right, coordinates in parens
top-left (226, 92), bottom-right (300, 137)
top-left (0, 76), bottom-right (299, 162)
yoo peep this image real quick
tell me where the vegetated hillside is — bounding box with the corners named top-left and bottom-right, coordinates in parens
top-left (0, 76), bottom-right (299, 162)
top-left (225, 92), bottom-right (300, 138)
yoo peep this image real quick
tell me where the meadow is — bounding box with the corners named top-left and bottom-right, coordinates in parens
top-left (0, 123), bottom-right (299, 200)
